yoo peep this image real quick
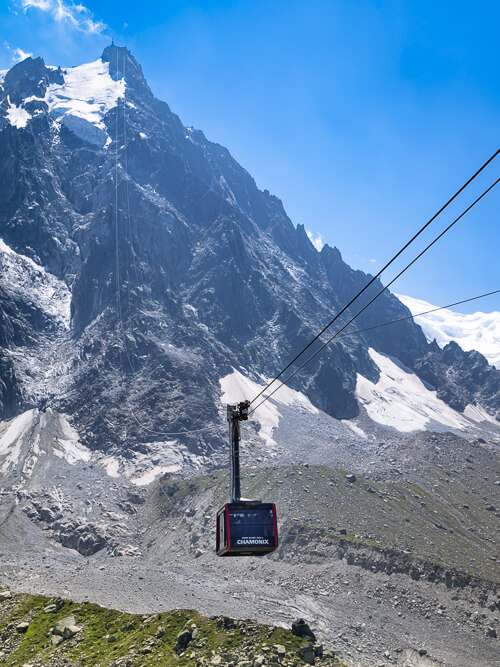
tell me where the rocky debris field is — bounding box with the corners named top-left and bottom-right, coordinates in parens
top-left (0, 590), bottom-right (346, 666)
top-left (1, 418), bottom-right (498, 666)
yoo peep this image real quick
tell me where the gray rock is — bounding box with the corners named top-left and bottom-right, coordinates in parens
top-left (176, 628), bottom-right (192, 651)
top-left (299, 643), bottom-right (315, 665)
top-left (0, 590), bottom-right (12, 601)
top-left (53, 615), bottom-right (82, 639)
top-left (314, 644), bottom-right (323, 657)
top-left (291, 619), bottom-right (316, 642)
top-left (346, 474), bottom-right (356, 483)
top-left (44, 597), bottom-right (64, 613)
top-left (16, 621), bottom-right (30, 633)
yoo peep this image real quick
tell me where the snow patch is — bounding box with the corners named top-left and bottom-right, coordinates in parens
top-left (101, 456), bottom-right (120, 477)
top-left (356, 348), bottom-right (469, 433)
top-left (342, 421), bottom-right (367, 438)
top-left (397, 294), bottom-right (500, 369)
top-left (131, 464), bottom-right (181, 486)
top-left (0, 410), bottom-right (36, 474)
top-left (126, 439), bottom-right (194, 486)
top-left (0, 237), bottom-right (71, 328)
top-left (139, 132), bottom-right (148, 140)
top-left (220, 368), bottom-right (318, 448)
top-left (54, 415), bottom-right (91, 464)
top-left (6, 97), bottom-right (31, 128)
top-left (463, 404), bottom-right (498, 425)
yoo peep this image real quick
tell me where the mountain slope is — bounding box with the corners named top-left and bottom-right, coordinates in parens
top-left (0, 44), bottom-right (499, 456)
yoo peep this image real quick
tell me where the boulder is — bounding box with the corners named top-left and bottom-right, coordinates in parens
top-left (44, 597), bottom-right (64, 613)
top-left (53, 615), bottom-right (82, 639)
top-left (299, 643), bottom-right (315, 665)
top-left (16, 621), bottom-right (30, 633)
top-left (0, 590), bottom-right (12, 601)
top-left (291, 619), bottom-right (316, 642)
top-left (176, 628), bottom-right (192, 651)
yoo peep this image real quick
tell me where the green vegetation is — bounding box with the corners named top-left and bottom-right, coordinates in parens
top-left (0, 592), bottom-right (347, 666)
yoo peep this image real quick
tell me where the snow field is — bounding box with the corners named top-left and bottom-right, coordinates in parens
top-left (220, 368), bottom-right (318, 448)
top-left (4, 58), bottom-right (125, 147)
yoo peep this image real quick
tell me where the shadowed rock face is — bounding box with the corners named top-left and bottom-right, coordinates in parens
top-left (0, 45), bottom-right (498, 452)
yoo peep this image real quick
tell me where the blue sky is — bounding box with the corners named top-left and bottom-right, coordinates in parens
top-left (1, 0), bottom-right (499, 313)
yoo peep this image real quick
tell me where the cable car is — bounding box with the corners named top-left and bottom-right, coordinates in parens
top-left (216, 401), bottom-right (278, 557)
top-left (216, 501), bottom-right (278, 557)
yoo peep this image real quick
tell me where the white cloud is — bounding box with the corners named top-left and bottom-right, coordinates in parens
top-left (306, 229), bottom-right (324, 252)
top-left (4, 44), bottom-right (34, 63)
top-left (368, 258), bottom-right (377, 264)
top-left (397, 294), bottom-right (500, 369)
top-left (18, 0), bottom-right (107, 34)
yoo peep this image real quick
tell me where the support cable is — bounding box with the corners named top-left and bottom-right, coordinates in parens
top-left (250, 177), bottom-right (500, 414)
top-left (250, 149), bottom-right (500, 406)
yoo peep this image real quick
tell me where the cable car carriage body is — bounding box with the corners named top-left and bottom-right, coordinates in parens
top-left (216, 501), bottom-right (278, 557)
top-left (216, 402), bottom-right (278, 557)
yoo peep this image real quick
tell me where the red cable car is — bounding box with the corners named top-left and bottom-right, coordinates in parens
top-left (216, 401), bottom-right (278, 557)
top-left (216, 501), bottom-right (278, 557)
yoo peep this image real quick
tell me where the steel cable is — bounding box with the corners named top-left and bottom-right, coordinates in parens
top-left (250, 149), bottom-right (500, 406)
top-left (251, 177), bottom-right (500, 414)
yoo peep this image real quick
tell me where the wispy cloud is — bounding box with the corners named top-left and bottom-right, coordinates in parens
top-left (18, 0), bottom-right (107, 34)
top-left (306, 229), bottom-right (324, 252)
top-left (5, 44), bottom-right (34, 63)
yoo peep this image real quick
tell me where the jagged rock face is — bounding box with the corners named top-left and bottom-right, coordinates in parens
top-left (0, 46), bottom-right (498, 452)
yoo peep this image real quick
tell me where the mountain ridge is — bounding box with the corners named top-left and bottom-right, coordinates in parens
top-left (0, 45), bottom-right (498, 454)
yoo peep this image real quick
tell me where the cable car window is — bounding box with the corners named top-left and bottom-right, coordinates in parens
top-left (219, 511), bottom-right (226, 548)
top-left (228, 508), bottom-right (275, 545)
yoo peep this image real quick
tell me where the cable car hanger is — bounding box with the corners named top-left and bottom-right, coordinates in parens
top-left (216, 401), bottom-right (278, 557)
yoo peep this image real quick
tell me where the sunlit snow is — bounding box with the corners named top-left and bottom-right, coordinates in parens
top-left (398, 294), bottom-right (500, 369)
top-left (101, 455), bottom-right (121, 478)
top-left (6, 97), bottom-right (32, 128)
top-left (0, 409), bottom-right (37, 474)
top-left (131, 464), bottom-right (182, 486)
top-left (356, 349), bottom-right (470, 433)
top-left (342, 421), bottom-right (367, 438)
top-left (44, 59), bottom-right (125, 147)
top-left (463, 404), bottom-right (498, 425)
top-left (9, 58), bottom-right (125, 146)
top-left (54, 415), bottom-right (91, 464)
top-left (220, 368), bottom-right (318, 448)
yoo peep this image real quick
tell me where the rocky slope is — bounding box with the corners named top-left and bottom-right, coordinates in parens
top-left (0, 418), bottom-right (498, 666)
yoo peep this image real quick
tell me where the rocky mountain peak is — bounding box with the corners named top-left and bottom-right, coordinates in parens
top-left (2, 56), bottom-right (63, 105)
top-left (101, 44), bottom-right (151, 97)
